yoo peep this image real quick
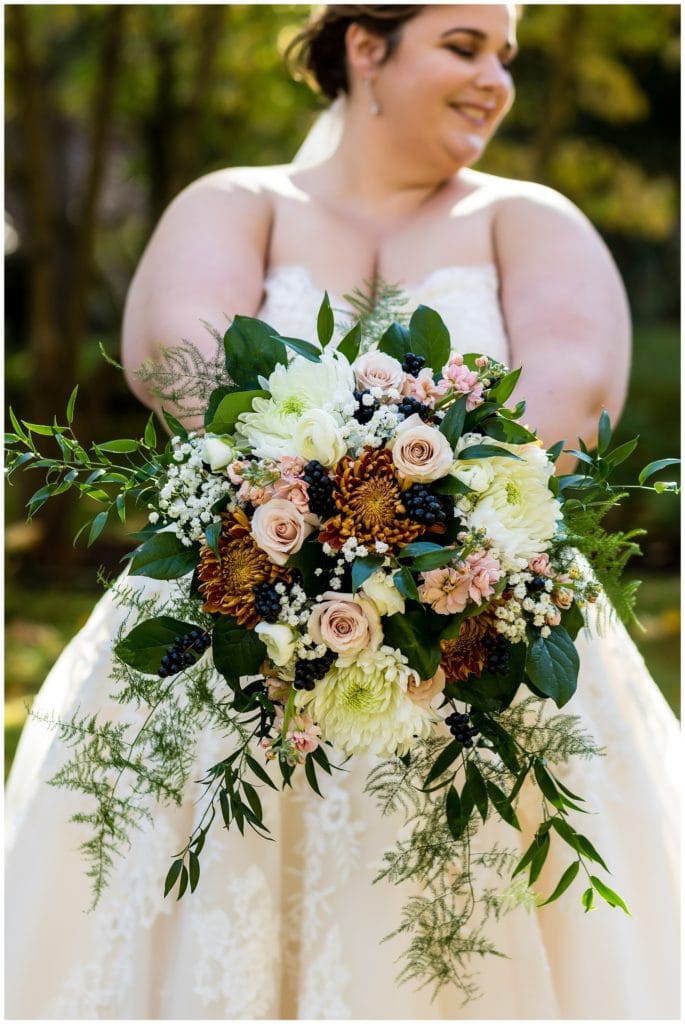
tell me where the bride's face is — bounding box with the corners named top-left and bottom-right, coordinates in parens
top-left (359, 5), bottom-right (517, 168)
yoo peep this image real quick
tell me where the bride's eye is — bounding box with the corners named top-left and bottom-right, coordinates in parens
top-left (446, 44), bottom-right (475, 59)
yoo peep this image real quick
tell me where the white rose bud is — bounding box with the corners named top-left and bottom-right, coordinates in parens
top-left (202, 435), bottom-right (235, 472)
top-left (293, 409), bottom-right (346, 467)
top-left (353, 351), bottom-right (406, 395)
top-left (361, 570), bottom-right (405, 616)
top-left (255, 622), bottom-right (298, 666)
top-left (390, 414), bottom-right (454, 483)
top-left (308, 591), bottom-right (383, 660)
top-left (251, 497), bottom-right (316, 566)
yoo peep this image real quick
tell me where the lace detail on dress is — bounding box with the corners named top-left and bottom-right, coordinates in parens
top-left (259, 263), bottom-right (510, 365)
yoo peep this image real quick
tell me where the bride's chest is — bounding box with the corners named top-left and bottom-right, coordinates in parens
top-left (267, 190), bottom-right (496, 298)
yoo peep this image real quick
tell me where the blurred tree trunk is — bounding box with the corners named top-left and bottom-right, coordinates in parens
top-left (531, 6), bottom-right (584, 181)
top-left (7, 7), bottom-right (126, 569)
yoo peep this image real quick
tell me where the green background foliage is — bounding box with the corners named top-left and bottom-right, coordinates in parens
top-left (4, 5), bottom-right (680, 771)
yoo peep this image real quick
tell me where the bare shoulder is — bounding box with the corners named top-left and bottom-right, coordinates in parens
top-left (459, 169), bottom-right (593, 235)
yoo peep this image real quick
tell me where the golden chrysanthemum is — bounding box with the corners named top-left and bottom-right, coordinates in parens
top-left (198, 508), bottom-right (291, 628)
top-left (440, 613), bottom-right (498, 683)
top-left (318, 447), bottom-right (426, 553)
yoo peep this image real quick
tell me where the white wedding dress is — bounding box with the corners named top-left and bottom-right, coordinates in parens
top-left (5, 263), bottom-right (681, 1020)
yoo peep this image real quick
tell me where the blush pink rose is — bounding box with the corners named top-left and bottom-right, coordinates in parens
top-left (354, 351), bottom-right (406, 395)
top-left (391, 414), bottom-right (454, 483)
top-left (545, 608), bottom-right (562, 627)
top-left (407, 666), bottom-right (446, 706)
top-left (251, 497), bottom-right (316, 565)
top-left (308, 591), bottom-right (383, 658)
top-left (528, 553), bottom-right (553, 577)
top-left (553, 587), bottom-right (574, 610)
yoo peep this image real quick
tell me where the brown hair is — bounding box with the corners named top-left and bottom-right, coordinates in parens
top-left (286, 5), bottom-right (423, 100)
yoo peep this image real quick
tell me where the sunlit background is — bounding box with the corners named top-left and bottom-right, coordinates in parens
top-left (5, 5), bottom-right (680, 775)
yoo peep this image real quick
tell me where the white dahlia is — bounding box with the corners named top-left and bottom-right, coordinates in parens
top-left (455, 434), bottom-right (563, 572)
top-left (295, 647), bottom-right (436, 757)
top-left (235, 351), bottom-right (355, 460)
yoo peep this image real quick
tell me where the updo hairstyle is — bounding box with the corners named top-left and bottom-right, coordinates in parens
top-left (287, 5), bottom-right (423, 100)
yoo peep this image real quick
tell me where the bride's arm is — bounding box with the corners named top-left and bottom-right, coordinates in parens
top-left (493, 184), bottom-right (631, 475)
top-left (121, 169), bottom-right (273, 426)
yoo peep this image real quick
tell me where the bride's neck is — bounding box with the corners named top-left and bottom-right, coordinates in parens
top-left (321, 110), bottom-right (456, 224)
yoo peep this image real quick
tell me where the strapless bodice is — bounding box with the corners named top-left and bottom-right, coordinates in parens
top-left (258, 263), bottom-right (510, 363)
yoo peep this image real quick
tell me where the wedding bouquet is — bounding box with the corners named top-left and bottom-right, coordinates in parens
top-left (6, 293), bottom-right (679, 997)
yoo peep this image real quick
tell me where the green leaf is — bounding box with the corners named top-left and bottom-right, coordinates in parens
top-left (465, 760), bottom-right (488, 823)
top-left (485, 780), bottom-right (521, 830)
top-left (336, 323), bottom-right (362, 363)
top-left (546, 440), bottom-right (566, 462)
top-left (317, 291), bottom-right (335, 348)
top-left (188, 851), bottom-right (201, 893)
top-left (445, 785), bottom-right (467, 841)
top-left (539, 860), bottom-right (580, 906)
top-left (66, 385), bottom-right (78, 424)
top-left (114, 615), bottom-right (199, 673)
top-left (457, 444), bottom-right (523, 461)
top-left (205, 390), bottom-right (269, 434)
top-left (212, 615), bottom-right (266, 683)
top-left (423, 738), bottom-right (462, 788)
top-left (96, 439), bottom-right (140, 453)
top-left (129, 531), bottom-right (199, 580)
top-left (382, 608), bottom-right (442, 680)
top-left (604, 437), bottom-right (638, 468)
top-left (242, 782), bottom-right (264, 820)
top-left (177, 864), bottom-right (189, 900)
top-left (219, 789), bottom-right (231, 828)
top-left (488, 367), bottom-right (521, 404)
top-left (204, 520), bottom-right (222, 557)
top-left (433, 475), bottom-right (473, 496)
top-left (590, 875), bottom-right (630, 914)
top-left (638, 458), bottom-right (680, 486)
top-left (204, 385), bottom-right (239, 427)
top-left (471, 713), bottom-right (521, 773)
top-left (245, 753), bottom-right (278, 791)
top-left (393, 567), bottom-right (419, 602)
top-left (304, 755), bottom-right (323, 797)
top-left (87, 510), bottom-right (109, 547)
top-left (533, 759), bottom-right (566, 812)
top-left (408, 305), bottom-right (450, 371)
top-left (410, 548), bottom-right (457, 572)
top-left (224, 315), bottom-right (288, 389)
top-left (561, 601), bottom-right (585, 641)
top-left (164, 858), bottom-right (184, 897)
top-left (9, 407), bottom-right (29, 442)
top-left (162, 409), bottom-right (188, 439)
top-left (483, 418), bottom-right (537, 445)
top-left (513, 832), bottom-right (544, 878)
top-left (528, 831), bottom-right (551, 884)
top-left (286, 538), bottom-right (334, 593)
top-left (597, 410), bottom-right (612, 455)
top-left (275, 333), bottom-right (322, 362)
top-left (575, 834), bottom-right (610, 873)
top-left (397, 541), bottom-right (444, 559)
top-left (439, 396), bottom-right (467, 446)
top-left (351, 555), bottom-right (384, 592)
top-left (144, 414), bottom-right (157, 448)
top-left (378, 322), bottom-right (410, 362)
top-left (525, 626), bottom-right (579, 708)
top-left (581, 886), bottom-right (595, 912)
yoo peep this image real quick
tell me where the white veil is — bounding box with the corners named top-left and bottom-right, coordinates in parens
top-left (292, 94), bottom-right (347, 167)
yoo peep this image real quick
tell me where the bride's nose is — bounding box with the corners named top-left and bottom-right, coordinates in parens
top-left (473, 54), bottom-right (511, 94)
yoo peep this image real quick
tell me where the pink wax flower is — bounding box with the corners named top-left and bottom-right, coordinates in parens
top-left (277, 455), bottom-right (307, 482)
top-left (228, 460), bottom-right (250, 486)
top-left (238, 482), bottom-right (275, 506)
top-left (465, 549), bottom-right (502, 604)
top-left (418, 565), bottom-right (472, 615)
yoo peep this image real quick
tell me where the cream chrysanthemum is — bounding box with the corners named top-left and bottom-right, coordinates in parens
top-left (295, 647), bottom-right (436, 757)
top-left (455, 434), bottom-right (562, 571)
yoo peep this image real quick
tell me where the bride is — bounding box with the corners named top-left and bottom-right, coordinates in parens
top-left (5, 5), bottom-right (680, 1019)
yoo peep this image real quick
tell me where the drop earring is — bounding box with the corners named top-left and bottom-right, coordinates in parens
top-left (365, 79), bottom-right (380, 116)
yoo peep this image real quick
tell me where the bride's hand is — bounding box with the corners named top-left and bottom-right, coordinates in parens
top-left (494, 185), bottom-right (631, 475)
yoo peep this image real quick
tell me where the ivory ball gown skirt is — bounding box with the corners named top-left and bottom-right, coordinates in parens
top-left (5, 265), bottom-right (680, 1019)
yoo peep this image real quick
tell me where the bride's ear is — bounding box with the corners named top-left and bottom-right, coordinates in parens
top-left (344, 22), bottom-right (388, 80)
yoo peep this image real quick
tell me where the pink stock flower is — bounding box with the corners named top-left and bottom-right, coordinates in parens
top-left (402, 368), bottom-right (450, 407)
top-left (273, 478), bottom-right (311, 515)
top-left (228, 460), bottom-right (250, 486)
top-left (288, 715), bottom-right (322, 758)
top-left (528, 553), bottom-right (553, 577)
top-left (418, 565), bottom-right (472, 614)
top-left (238, 483), bottom-right (276, 505)
top-left (465, 549), bottom-right (502, 604)
top-left (277, 455), bottom-right (306, 482)
top-left (440, 357), bottom-right (485, 411)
